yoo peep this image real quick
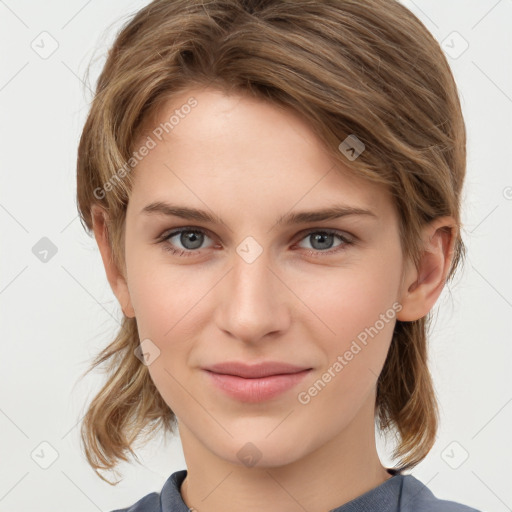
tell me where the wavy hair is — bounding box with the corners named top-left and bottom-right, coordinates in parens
top-left (75, 0), bottom-right (467, 484)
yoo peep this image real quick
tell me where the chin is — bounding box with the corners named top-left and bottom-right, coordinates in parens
top-left (211, 435), bottom-right (311, 470)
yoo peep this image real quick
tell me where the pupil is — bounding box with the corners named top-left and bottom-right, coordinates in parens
top-left (312, 232), bottom-right (333, 250)
top-left (181, 231), bottom-right (203, 250)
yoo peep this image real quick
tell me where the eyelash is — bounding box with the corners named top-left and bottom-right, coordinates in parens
top-left (157, 227), bottom-right (355, 258)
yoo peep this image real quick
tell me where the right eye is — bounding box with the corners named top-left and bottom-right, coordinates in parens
top-left (159, 227), bottom-right (215, 257)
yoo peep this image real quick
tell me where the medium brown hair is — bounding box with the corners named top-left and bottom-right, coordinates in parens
top-left (76, 0), bottom-right (467, 484)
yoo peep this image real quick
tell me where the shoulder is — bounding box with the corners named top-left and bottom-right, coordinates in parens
top-left (400, 475), bottom-right (482, 512)
top-left (109, 491), bottom-right (160, 512)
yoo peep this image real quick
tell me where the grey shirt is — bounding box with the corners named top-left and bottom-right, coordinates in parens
top-left (111, 468), bottom-right (482, 512)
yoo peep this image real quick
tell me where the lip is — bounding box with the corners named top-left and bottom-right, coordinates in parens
top-left (203, 361), bottom-right (312, 378)
top-left (202, 361), bottom-right (312, 403)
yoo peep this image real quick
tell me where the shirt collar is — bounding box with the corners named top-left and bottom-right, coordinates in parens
top-left (159, 468), bottom-right (406, 512)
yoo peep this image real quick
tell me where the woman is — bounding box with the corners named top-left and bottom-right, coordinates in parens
top-left (76, 0), bottom-right (481, 510)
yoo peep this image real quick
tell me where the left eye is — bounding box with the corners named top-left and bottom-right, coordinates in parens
top-left (296, 230), bottom-right (349, 253)
top-left (158, 228), bottom-right (353, 257)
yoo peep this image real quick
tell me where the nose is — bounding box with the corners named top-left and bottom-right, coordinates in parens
top-left (214, 244), bottom-right (291, 344)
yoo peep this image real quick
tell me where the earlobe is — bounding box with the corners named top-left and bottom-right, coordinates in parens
top-left (91, 204), bottom-right (136, 319)
top-left (396, 217), bottom-right (456, 322)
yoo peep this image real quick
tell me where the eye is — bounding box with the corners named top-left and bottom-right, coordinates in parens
top-left (294, 229), bottom-right (354, 257)
top-left (157, 227), bottom-right (354, 258)
top-left (159, 227), bottom-right (214, 257)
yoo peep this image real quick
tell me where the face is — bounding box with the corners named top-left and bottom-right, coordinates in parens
top-left (118, 87), bottom-right (408, 467)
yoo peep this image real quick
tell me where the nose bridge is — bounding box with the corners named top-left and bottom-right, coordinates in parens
top-left (216, 237), bottom-right (289, 342)
top-left (232, 242), bottom-right (272, 299)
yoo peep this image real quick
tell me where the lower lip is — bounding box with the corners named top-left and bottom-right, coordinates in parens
top-left (203, 369), bottom-right (312, 403)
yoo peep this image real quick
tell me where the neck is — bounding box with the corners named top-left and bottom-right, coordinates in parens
top-left (178, 395), bottom-right (392, 512)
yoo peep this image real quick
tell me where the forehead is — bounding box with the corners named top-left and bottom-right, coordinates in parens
top-left (129, 87), bottom-right (395, 221)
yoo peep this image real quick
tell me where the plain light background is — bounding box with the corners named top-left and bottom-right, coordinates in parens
top-left (1, 1), bottom-right (511, 511)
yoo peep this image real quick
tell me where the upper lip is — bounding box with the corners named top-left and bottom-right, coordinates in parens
top-left (203, 361), bottom-right (312, 378)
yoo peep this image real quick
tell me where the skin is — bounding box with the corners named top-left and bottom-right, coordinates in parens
top-left (92, 87), bottom-right (456, 512)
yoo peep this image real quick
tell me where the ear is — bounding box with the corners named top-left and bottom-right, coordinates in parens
top-left (396, 216), bottom-right (457, 322)
top-left (91, 204), bottom-right (135, 318)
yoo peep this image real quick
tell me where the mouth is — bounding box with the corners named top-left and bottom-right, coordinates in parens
top-left (202, 361), bottom-right (313, 402)
top-left (202, 361), bottom-right (312, 378)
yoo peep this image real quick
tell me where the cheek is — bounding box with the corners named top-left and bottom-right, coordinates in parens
top-left (126, 245), bottom-right (195, 335)
top-left (129, 277), bottom-right (171, 336)
top-left (308, 261), bottom-right (399, 338)
top-left (301, 254), bottom-right (401, 383)
top-left (297, 273), bottom-right (399, 422)
top-left (128, 265), bottom-right (197, 414)
top-left (125, 252), bottom-right (206, 366)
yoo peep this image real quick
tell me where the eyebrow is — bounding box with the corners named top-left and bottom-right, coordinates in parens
top-left (140, 201), bottom-right (377, 225)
